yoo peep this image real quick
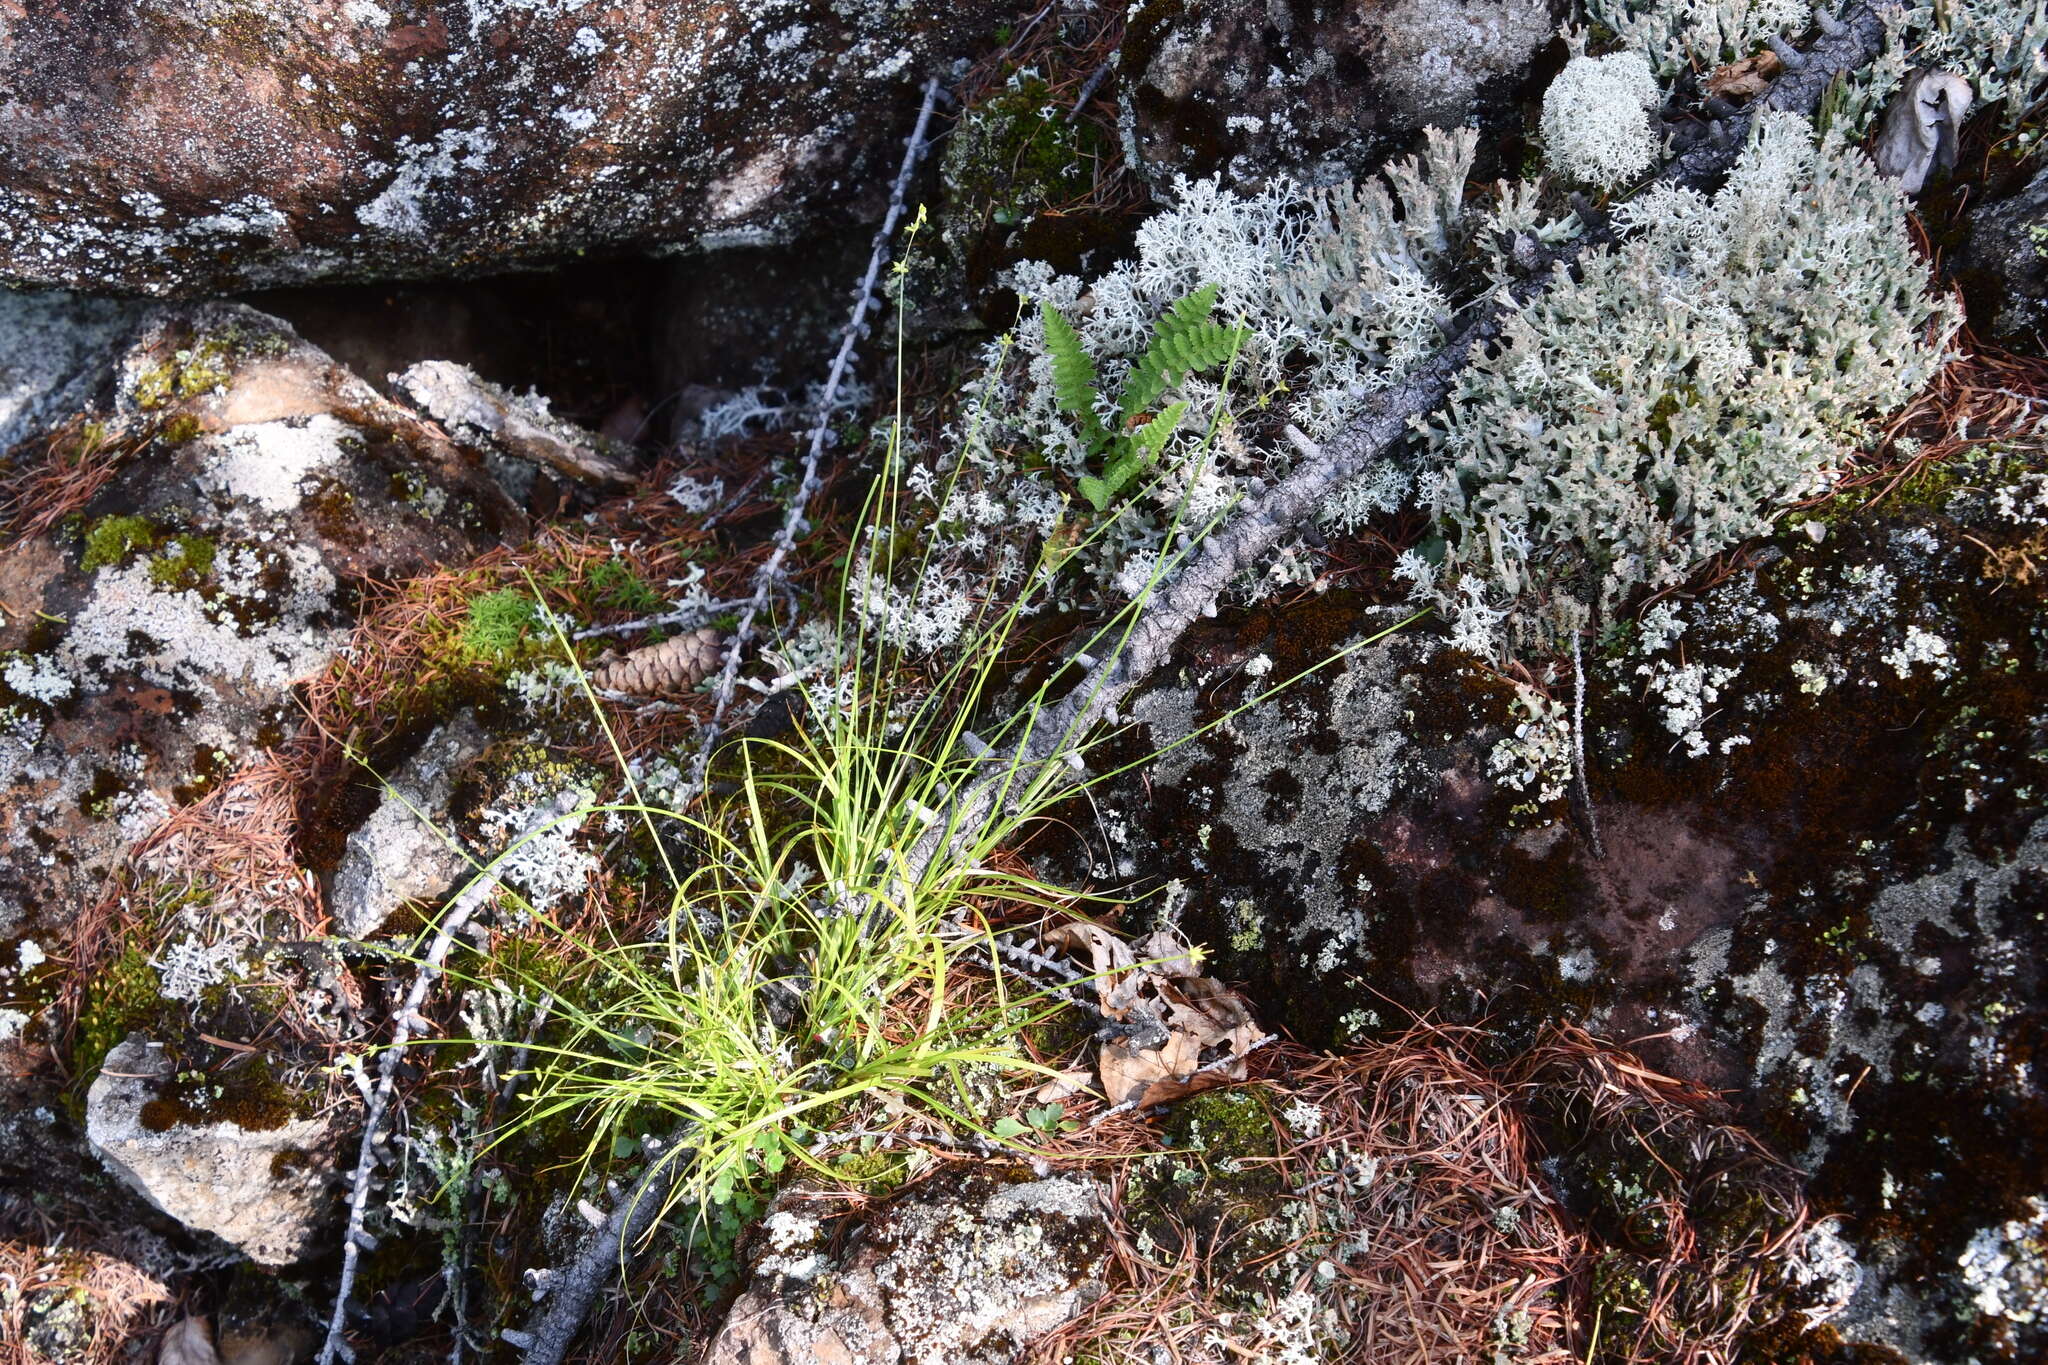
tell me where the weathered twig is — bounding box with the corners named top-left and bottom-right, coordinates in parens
top-left (1572, 632), bottom-right (1604, 859)
top-left (317, 796), bottom-right (577, 1365)
top-left (508, 1141), bottom-right (691, 1365)
top-left (685, 76), bottom-right (945, 799)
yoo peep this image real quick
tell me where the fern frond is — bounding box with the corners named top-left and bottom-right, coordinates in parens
top-left (1119, 290), bottom-right (1245, 426)
top-left (1040, 301), bottom-right (1108, 449)
top-left (1162, 282), bottom-right (1221, 334)
top-left (1128, 401), bottom-right (1187, 465)
top-left (1157, 322), bottom-right (1245, 381)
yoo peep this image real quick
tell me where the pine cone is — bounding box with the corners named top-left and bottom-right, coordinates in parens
top-left (592, 627), bottom-right (726, 699)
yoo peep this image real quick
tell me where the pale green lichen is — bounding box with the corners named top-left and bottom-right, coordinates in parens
top-left (1425, 114), bottom-right (1956, 647)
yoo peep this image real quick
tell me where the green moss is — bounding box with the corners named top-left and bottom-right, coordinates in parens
top-left (1162, 1086), bottom-right (1276, 1161)
top-left (829, 1148), bottom-right (910, 1192)
top-left (1592, 1248), bottom-right (1657, 1317)
top-left (1123, 1087), bottom-right (1289, 1311)
top-left (157, 414), bottom-right (204, 445)
top-left (132, 336), bottom-right (236, 411)
top-left (146, 534), bottom-right (216, 590)
top-left (458, 589), bottom-right (543, 664)
top-left (79, 514), bottom-right (158, 572)
top-left (66, 947), bottom-right (174, 1119)
top-left (941, 74), bottom-right (1112, 231)
top-left (144, 1051), bottom-right (299, 1132)
top-left (585, 557), bottom-right (665, 613)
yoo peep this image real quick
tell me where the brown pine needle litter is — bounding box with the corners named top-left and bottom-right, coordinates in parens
top-left (1021, 1021), bottom-right (1812, 1365)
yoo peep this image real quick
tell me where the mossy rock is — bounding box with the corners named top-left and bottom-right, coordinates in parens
top-left (1124, 1087), bottom-right (1289, 1309)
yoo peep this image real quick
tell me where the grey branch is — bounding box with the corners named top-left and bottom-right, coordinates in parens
top-left (513, 1143), bottom-right (691, 1365)
top-left (685, 75), bottom-right (945, 800)
top-left (317, 797), bottom-right (578, 1365)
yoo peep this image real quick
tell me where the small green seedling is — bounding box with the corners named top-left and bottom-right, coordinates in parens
top-left (1040, 282), bottom-right (1247, 512)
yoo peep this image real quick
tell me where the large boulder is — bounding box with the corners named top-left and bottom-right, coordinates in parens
top-left (1064, 452), bottom-right (2048, 1362)
top-left (0, 1), bottom-right (1006, 297)
top-left (1119, 0), bottom-right (1558, 189)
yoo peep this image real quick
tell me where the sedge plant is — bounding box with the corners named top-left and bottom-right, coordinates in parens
top-left (379, 241), bottom-right (1423, 1288)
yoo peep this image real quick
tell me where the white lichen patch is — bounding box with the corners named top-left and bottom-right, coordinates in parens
top-left (2, 652), bottom-right (74, 705)
top-left (477, 770), bottom-right (601, 914)
top-left (199, 414), bottom-right (356, 513)
top-left (1488, 683), bottom-right (1572, 804)
top-left (1541, 50), bottom-right (1661, 190)
top-left (151, 934), bottom-right (244, 1003)
top-left (1959, 1196), bottom-right (2048, 1324)
top-left (873, 1175), bottom-right (1105, 1362)
top-left (1783, 1218), bottom-right (1863, 1324)
top-left (1880, 624), bottom-right (1955, 681)
top-left (57, 547), bottom-right (338, 696)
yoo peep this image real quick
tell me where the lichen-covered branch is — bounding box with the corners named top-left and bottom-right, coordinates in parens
top-left (506, 1141), bottom-right (690, 1365)
top-left (317, 796), bottom-right (580, 1365)
top-left (685, 76), bottom-right (945, 797)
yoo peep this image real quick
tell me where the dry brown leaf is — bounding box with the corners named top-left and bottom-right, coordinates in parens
top-left (1033, 1068), bottom-right (1097, 1102)
top-left (1704, 48), bottom-right (1783, 102)
top-left (1043, 920), bottom-right (1263, 1108)
top-left (1041, 921), bottom-right (1137, 1013)
top-left (591, 627), bottom-right (725, 699)
top-left (159, 1317), bottom-right (222, 1365)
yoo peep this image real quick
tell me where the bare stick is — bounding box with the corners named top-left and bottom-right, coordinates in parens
top-left (1572, 632), bottom-right (1604, 860)
top-left (316, 796), bottom-right (576, 1365)
top-left (509, 1142), bottom-right (691, 1365)
top-left (685, 76), bottom-right (945, 799)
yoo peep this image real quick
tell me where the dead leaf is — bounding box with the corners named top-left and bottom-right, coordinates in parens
top-left (159, 1317), bottom-right (222, 1365)
top-left (1033, 1069), bottom-right (1096, 1102)
top-left (1704, 49), bottom-right (1783, 102)
top-left (1041, 921), bottom-right (1137, 1014)
top-left (1042, 920), bottom-right (1264, 1108)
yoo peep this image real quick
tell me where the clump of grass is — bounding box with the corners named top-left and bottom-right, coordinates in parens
top-left (583, 556), bottom-right (666, 613)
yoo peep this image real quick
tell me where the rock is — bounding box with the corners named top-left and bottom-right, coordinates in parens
top-left (21, 1285), bottom-right (99, 1365)
top-left (85, 1038), bottom-right (334, 1267)
top-left (1119, 0), bottom-right (1557, 190)
top-left (704, 1170), bottom-right (1110, 1365)
top-left (396, 361), bottom-right (637, 488)
top-left (329, 711), bottom-right (491, 938)
top-left (1964, 165), bottom-right (2048, 348)
top-left (0, 302), bottom-right (516, 941)
top-left (1064, 452), bottom-right (2048, 1362)
top-left (0, 2), bottom-right (1004, 298)
top-left (0, 290), bottom-right (147, 453)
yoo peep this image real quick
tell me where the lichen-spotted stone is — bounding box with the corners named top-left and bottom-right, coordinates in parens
top-left (0, 1), bottom-right (1010, 297)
